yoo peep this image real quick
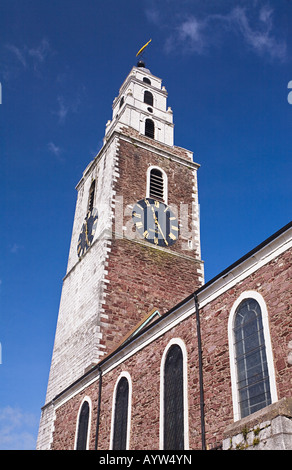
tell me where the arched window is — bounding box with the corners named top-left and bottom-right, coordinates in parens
top-left (112, 376), bottom-right (129, 450)
top-left (88, 180), bottom-right (96, 213)
top-left (75, 400), bottom-right (90, 450)
top-left (233, 298), bottom-right (272, 418)
top-left (147, 166), bottom-right (168, 204)
top-left (119, 96), bottom-right (124, 108)
top-left (163, 344), bottom-right (184, 450)
top-left (144, 90), bottom-right (153, 106)
top-left (145, 118), bottom-right (154, 139)
top-left (143, 77), bottom-right (151, 85)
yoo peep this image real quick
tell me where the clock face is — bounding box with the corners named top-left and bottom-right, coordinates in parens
top-left (132, 198), bottom-right (179, 247)
top-left (77, 208), bottom-right (98, 257)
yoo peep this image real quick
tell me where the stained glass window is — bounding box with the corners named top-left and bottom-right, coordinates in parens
top-left (234, 298), bottom-right (271, 418)
top-left (112, 377), bottom-right (129, 450)
top-left (164, 344), bottom-right (184, 450)
top-left (76, 401), bottom-right (89, 450)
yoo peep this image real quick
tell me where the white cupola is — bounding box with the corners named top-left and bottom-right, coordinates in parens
top-left (104, 61), bottom-right (174, 146)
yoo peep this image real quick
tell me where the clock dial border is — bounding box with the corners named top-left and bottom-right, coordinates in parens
top-left (132, 198), bottom-right (179, 247)
top-left (77, 208), bottom-right (98, 258)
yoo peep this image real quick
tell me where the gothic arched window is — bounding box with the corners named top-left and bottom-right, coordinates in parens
top-left (76, 400), bottom-right (90, 450)
top-left (164, 344), bottom-right (184, 450)
top-left (145, 118), bottom-right (154, 139)
top-left (233, 298), bottom-right (272, 418)
top-left (144, 90), bottom-right (153, 106)
top-left (112, 376), bottom-right (129, 450)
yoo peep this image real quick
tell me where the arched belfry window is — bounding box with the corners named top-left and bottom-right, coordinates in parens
top-left (75, 400), bottom-right (90, 450)
top-left (233, 298), bottom-right (272, 419)
top-left (145, 118), bottom-right (154, 139)
top-left (112, 376), bottom-right (130, 450)
top-left (88, 180), bottom-right (95, 213)
top-left (144, 90), bottom-right (153, 106)
top-left (149, 168), bottom-right (164, 201)
top-left (163, 344), bottom-right (184, 450)
top-left (143, 77), bottom-right (151, 85)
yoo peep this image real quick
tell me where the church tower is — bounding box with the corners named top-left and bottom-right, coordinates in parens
top-left (37, 60), bottom-right (204, 449)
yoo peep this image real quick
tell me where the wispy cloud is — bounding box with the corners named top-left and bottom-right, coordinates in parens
top-left (53, 86), bottom-right (86, 125)
top-left (55, 96), bottom-right (69, 124)
top-left (4, 38), bottom-right (51, 79)
top-left (228, 6), bottom-right (287, 60)
top-left (162, 4), bottom-right (287, 61)
top-left (47, 141), bottom-right (65, 162)
top-left (27, 38), bottom-right (51, 69)
top-left (0, 406), bottom-right (38, 450)
top-left (5, 44), bottom-right (27, 68)
top-left (10, 243), bottom-right (22, 254)
top-left (145, 7), bottom-right (160, 25)
top-left (48, 141), bottom-right (62, 157)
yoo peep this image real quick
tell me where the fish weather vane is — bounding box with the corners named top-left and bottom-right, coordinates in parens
top-left (136, 39), bottom-right (152, 57)
top-left (136, 39), bottom-right (152, 66)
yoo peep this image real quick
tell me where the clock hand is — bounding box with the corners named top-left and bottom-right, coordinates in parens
top-left (151, 207), bottom-right (168, 246)
top-left (85, 221), bottom-right (89, 244)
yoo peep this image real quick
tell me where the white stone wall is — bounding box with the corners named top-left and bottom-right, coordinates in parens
top-left (37, 136), bottom-right (119, 449)
top-left (223, 415), bottom-right (292, 450)
top-left (105, 66), bottom-right (174, 147)
top-left (46, 137), bottom-right (120, 402)
top-left (222, 398), bottom-right (292, 450)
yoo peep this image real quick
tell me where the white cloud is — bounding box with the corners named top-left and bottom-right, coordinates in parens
top-left (145, 7), bottom-right (160, 25)
top-left (48, 141), bottom-right (62, 156)
top-left (164, 4), bottom-right (287, 61)
top-left (53, 86), bottom-right (86, 125)
top-left (5, 45), bottom-right (27, 68)
top-left (0, 406), bottom-right (38, 450)
top-left (4, 38), bottom-right (51, 76)
top-left (228, 6), bottom-right (287, 60)
top-left (176, 17), bottom-right (206, 54)
top-left (28, 38), bottom-right (50, 63)
top-left (10, 243), bottom-right (21, 254)
top-left (55, 96), bottom-right (69, 124)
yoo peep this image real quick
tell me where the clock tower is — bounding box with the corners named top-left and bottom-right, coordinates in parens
top-left (37, 60), bottom-right (204, 449)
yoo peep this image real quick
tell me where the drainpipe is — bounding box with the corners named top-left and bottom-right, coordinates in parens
top-left (194, 293), bottom-right (206, 450)
top-left (94, 365), bottom-right (103, 450)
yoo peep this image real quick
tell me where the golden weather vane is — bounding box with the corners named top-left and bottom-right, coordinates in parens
top-left (136, 39), bottom-right (152, 57)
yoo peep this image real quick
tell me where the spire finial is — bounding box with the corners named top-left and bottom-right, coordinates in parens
top-left (136, 39), bottom-right (152, 67)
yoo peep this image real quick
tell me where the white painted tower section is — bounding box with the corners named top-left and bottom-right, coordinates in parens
top-left (104, 65), bottom-right (174, 146)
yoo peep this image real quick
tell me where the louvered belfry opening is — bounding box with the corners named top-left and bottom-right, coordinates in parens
top-left (144, 90), bottom-right (153, 106)
top-left (150, 168), bottom-right (164, 201)
top-left (145, 118), bottom-right (154, 139)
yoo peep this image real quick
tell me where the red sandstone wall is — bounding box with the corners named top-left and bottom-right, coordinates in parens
top-left (100, 134), bottom-right (203, 355)
top-left (199, 247), bottom-right (292, 449)
top-left (101, 238), bottom-right (202, 355)
top-left (114, 135), bottom-right (200, 260)
top-left (51, 247), bottom-right (291, 450)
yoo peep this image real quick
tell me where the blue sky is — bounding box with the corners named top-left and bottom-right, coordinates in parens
top-left (1, 0), bottom-right (291, 449)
